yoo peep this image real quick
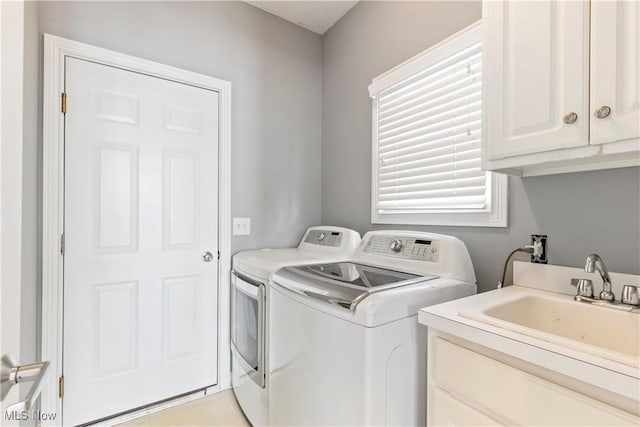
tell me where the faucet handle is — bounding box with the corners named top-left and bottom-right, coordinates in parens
top-left (621, 285), bottom-right (639, 306)
top-left (571, 278), bottom-right (594, 298)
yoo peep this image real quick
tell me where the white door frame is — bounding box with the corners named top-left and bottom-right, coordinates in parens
top-left (1, 0), bottom-right (25, 410)
top-left (41, 34), bottom-right (232, 423)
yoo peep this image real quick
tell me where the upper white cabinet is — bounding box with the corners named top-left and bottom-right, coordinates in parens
top-left (484, 1), bottom-right (590, 159)
top-left (590, 0), bottom-right (640, 145)
top-left (482, 0), bottom-right (640, 176)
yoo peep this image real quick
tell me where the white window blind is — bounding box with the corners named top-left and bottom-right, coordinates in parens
top-left (368, 22), bottom-right (506, 227)
top-left (375, 34), bottom-right (485, 213)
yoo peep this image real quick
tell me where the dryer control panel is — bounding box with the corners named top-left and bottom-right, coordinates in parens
top-left (364, 236), bottom-right (440, 262)
top-left (304, 229), bottom-right (343, 247)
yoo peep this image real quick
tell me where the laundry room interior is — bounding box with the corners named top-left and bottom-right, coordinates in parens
top-left (1, 0), bottom-right (639, 426)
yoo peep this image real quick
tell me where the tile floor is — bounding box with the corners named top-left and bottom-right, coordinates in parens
top-left (118, 390), bottom-right (250, 426)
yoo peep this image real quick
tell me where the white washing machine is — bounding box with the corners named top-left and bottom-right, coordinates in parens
top-left (231, 226), bottom-right (361, 426)
top-left (269, 230), bottom-right (477, 426)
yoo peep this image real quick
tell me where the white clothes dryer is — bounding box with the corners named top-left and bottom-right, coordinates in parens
top-left (269, 230), bottom-right (477, 426)
top-left (231, 226), bottom-right (360, 426)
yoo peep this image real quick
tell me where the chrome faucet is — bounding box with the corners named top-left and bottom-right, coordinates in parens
top-left (585, 254), bottom-right (614, 302)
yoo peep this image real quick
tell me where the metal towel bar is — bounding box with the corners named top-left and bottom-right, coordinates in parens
top-left (1, 354), bottom-right (50, 412)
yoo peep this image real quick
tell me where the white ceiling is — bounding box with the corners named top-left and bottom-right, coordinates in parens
top-left (246, 1), bottom-right (359, 35)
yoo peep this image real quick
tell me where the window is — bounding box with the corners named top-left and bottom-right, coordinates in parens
top-left (368, 22), bottom-right (507, 227)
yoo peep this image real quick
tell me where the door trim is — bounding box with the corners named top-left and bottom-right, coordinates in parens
top-left (0, 1), bottom-right (25, 409)
top-left (41, 34), bottom-right (232, 424)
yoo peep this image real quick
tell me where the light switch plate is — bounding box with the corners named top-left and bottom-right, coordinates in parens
top-left (233, 217), bottom-right (251, 236)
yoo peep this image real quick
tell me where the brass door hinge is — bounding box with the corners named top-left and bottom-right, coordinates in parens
top-left (60, 233), bottom-right (65, 256)
top-left (59, 376), bottom-right (64, 398)
top-left (61, 92), bottom-right (67, 114)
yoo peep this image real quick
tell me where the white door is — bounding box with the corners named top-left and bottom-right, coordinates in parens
top-left (483, 0), bottom-right (590, 159)
top-left (590, 0), bottom-right (640, 145)
top-left (63, 57), bottom-right (219, 426)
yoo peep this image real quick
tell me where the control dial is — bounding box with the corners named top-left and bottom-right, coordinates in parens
top-left (318, 232), bottom-right (326, 241)
top-left (390, 239), bottom-right (404, 253)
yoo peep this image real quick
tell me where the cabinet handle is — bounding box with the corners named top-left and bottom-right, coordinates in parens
top-left (594, 105), bottom-right (611, 119)
top-left (562, 112), bottom-right (578, 124)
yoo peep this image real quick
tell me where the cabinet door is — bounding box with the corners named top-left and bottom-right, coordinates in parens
top-left (429, 386), bottom-right (504, 426)
top-left (432, 338), bottom-right (639, 426)
top-left (590, 0), bottom-right (640, 144)
top-left (483, 1), bottom-right (590, 160)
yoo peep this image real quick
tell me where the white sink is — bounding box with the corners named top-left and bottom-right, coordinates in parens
top-left (460, 294), bottom-right (640, 368)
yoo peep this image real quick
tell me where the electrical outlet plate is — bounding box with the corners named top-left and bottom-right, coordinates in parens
top-left (531, 234), bottom-right (548, 264)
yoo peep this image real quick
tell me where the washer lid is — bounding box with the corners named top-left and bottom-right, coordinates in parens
top-left (233, 248), bottom-right (324, 281)
top-left (273, 262), bottom-right (437, 311)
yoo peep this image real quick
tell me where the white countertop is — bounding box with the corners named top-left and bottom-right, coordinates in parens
top-left (418, 262), bottom-right (640, 402)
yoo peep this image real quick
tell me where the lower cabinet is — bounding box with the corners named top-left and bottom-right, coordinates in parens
top-left (430, 386), bottom-right (503, 426)
top-left (427, 335), bottom-right (639, 426)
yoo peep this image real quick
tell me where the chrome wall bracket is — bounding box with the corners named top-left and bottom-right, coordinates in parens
top-left (1, 354), bottom-right (50, 412)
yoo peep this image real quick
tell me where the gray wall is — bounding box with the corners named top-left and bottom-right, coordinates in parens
top-left (322, 1), bottom-right (640, 292)
top-left (38, 1), bottom-right (324, 253)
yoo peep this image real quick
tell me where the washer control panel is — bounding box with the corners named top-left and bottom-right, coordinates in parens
top-left (364, 236), bottom-right (440, 262)
top-left (304, 230), bottom-right (344, 247)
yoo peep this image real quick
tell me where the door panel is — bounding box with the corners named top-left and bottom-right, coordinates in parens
top-left (64, 57), bottom-right (219, 426)
top-left (483, 0), bottom-right (590, 159)
top-left (95, 143), bottom-right (139, 252)
top-left (162, 275), bottom-right (200, 362)
top-left (163, 152), bottom-right (199, 249)
top-left (94, 281), bottom-right (138, 376)
top-left (590, 0), bottom-right (640, 144)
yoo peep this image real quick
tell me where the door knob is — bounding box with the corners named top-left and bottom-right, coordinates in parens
top-left (563, 112), bottom-right (578, 124)
top-left (594, 105), bottom-right (611, 119)
top-left (202, 251), bottom-right (215, 262)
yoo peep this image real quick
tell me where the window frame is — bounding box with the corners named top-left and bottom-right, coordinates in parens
top-left (368, 21), bottom-right (508, 227)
